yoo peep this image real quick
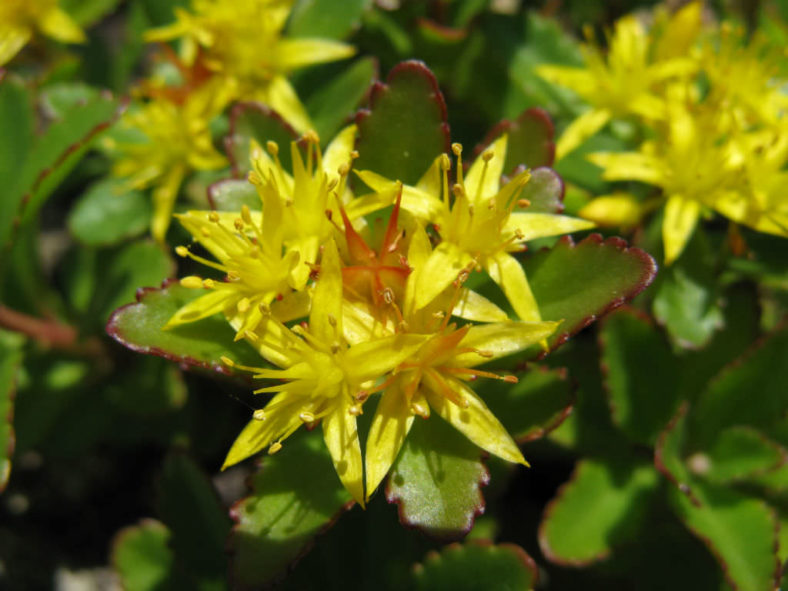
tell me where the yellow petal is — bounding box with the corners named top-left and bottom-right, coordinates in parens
top-left (415, 155), bottom-right (444, 197)
top-left (151, 164), bottom-right (186, 243)
top-left (536, 65), bottom-right (597, 98)
top-left (311, 238), bottom-right (343, 340)
top-left (452, 288), bottom-right (509, 323)
top-left (556, 108), bottom-right (611, 160)
top-left (346, 334), bottom-right (428, 382)
top-left (275, 39), bottom-right (355, 72)
top-left (587, 151), bottom-right (665, 185)
top-left (465, 134), bottom-right (507, 203)
top-left (663, 195), bottom-right (700, 265)
top-left (0, 26), bottom-right (32, 66)
top-left (323, 124), bottom-right (357, 182)
top-left (222, 393), bottom-right (303, 469)
top-left (265, 75), bottom-right (312, 133)
top-left (505, 212), bottom-right (595, 241)
top-left (484, 252), bottom-right (541, 323)
top-left (286, 235), bottom-right (318, 290)
top-left (356, 170), bottom-right (444, 222)
top-left (451, 321), bottom-right (560, 368)
top-left (38, 8), bottom-right (86, 44)
top-left (365, 381), bottom-right (415, 500)
top-left (413, 242), bottom-right (474, 311)
top-left (578, 193), bottom-right (645, 227)
top-left (423, 378), bottom-right (527, 465)
top-left (164, 289), bottom-right (233, 329)
top-left (323, 398), bottom-right (364, 506)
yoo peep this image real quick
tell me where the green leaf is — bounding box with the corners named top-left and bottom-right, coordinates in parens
top-left (68, 178), bottom-right (151, 246)
top-left (0, 330), bottom-right (25, 492)
top-left (230, 428), bottom-right (352, 588)
top-left (482, 366), bottom-right (573, 442)
top-left (653, 232), bottom-right (723, 349)
top-left (107, 281), bottom-right (264, 378)
top-left (599, 309), bottom-right (681, 445)
top-left (699, 426), bottom-right (787, 484)
top-left (481, 107), bottom-right (555, 171)
top-left (1, 91), bottom-right (122, 249)
top-left (523, 234), bottom-right (657, 352)
top-left (0, 75), bottom-right (34, 196)
top-left (226, 103), bottom-right (297, 177)
top-left (518, 167), bottom-right (564, 214)
top-left (694, 325), bottom-right (788, 447)
top-left (355, 61), bottom-right (450, 185)
top-left (112, 519), bottom-right (174, 591)
top-left (39, 82), bottom-right (101, 119)
top-left (305, 57), bottom-right (376, 141)
top-left (655, 403), bottom-right (696, 498)
top-left (413, 542), bottom-right (539, 591)
top-left (669, 479), bottom-right (780, 591)
top-left (386, 416), bottom-right (488, 540)
top-left (208, 179), bottom-right (259, 211)
top-left (539, 458), bottom-right (658, 565)
top-left (157, 453), bottom-right (231, 591)
top-left (288, 0), bottom-right (368, 39)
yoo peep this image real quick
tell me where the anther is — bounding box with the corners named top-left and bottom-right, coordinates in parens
top-left (203, 279), bottom-right (216, 289)
top-left (237, 298), bottom-right (251, 313)
top-left (268, 441), bottom-right (282, 454)
top-left (348, 405), bottom-right (362, 416)
top-left (452, 183), bottom-right (464, 198)
top-left (474, 349), bottom-right (494, 358)
top-left (253, 409), bottom-right (266, 421)
top-left (440, 153), bottom-right (451, 170)
top-left (208, 212), bottom-right (220, 222)
top-left (451, 143), bottom-right (463, 156)
top-left (517, 199), bottom-right (531, 208)
top-left (355, 391), bottom-right (369, 402)
top-left (327, 178), bottom-right (338, 191)
top-left (338, 163), bottom-right (350, 176)
top-left (266, 141), bottom-right (279, 156)
top-left (201, 227), bottom-right (211, 238)
top-left (180, 276), bottom-right (203, 289)
top-left (503, 375), bottom-right (519, 384)
top-left (299, 411), bottom-right (315, 423)
top-left (327, 314), bottom-right (337, 327)
top-left (226, 271), bottom-right (240, 281)
top-left (381, 287), bottom-right (395, 304)
top-left (220, 356), bottom-right (235, 367)
top-left (303, 130), bottom-right (320, 144)
top-left (411, 402), bottom-right (429, 418)
top-left (248, 171), bottom-right (261, 185)
top-left (350, 150), bottom-right (359, 160)
top-left (241, 204), bottom-right (253, 224)
top-left (482, 150), bottom-right (494, 162)
top-left (234, 218), bottom-right (244, 231)
top-left (175, 246), bottom-right (189, 257)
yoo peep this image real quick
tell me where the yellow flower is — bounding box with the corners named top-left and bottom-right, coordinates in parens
top-left (537, 5), bottom-right (699, 159)
top-left (221, 240), bottom-right (427, 505)
top-left (357, 135), bottom-right (594, 323)
top-left (587, 91), bottom-right (746, 264)
top-left (363, 224), bottom-right (560, 499)
top-left (168, 126), bottom-right (392, 336)
top-left (145, 0), bottom-right (355, 132)
top-left (111, 85), bottom-right (228, 242)
top-left (0, 0), bottom-right (84, 66)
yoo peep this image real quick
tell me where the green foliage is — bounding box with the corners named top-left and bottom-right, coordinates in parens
top-left (387, 416), bottom-right (488, 540)
top-left (413, 542), bottom-right (539, 591)
top-left (0, 330), bottom-right (24, 492)
top-left (355, 61), bottom-right (449, 185)
top-left (68, 178), bottom-right (152, 246)
top-left (230, 428), bottom-right (352, 588)
top-left (112, 520), bottom-right (174, 591)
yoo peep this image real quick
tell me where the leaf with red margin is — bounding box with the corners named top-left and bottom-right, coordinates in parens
top-left (355, 60), bottom-right (450, 185)
top-left (523, 234), bottom-right (658, 353)
top-left (518, 167), bottom-right (565, 214)
top-left (225, 102), bottom-right (298, 178)
top-left (599, 308), bottom-right (681, 445)
top-left (386, 414), bottom-right (489, 541)
top-left (106, 280), bottom-right (263, 379)
top-left (2, 91), bottom-right (124, 248)
top-left (481, 365), bottom-right (574, 443)
top-left (539, 458), bottom-right (658, 566)
top-left (667, 478), bottom-right (780, 591)
top-left (701, 426), bottom-right (788, 485)
top-left (413, 541), bottom-right (539, 591)
top-left (693, 323), bottom-right (788, 448)
top-left (655, 402), bottom-right (700, 504)
top-left (0, 330), bottom-right (24, 492)
top-left (477, 107), bottom-right (555, 172)
top-left (229, 427), bottom-right (353, 590)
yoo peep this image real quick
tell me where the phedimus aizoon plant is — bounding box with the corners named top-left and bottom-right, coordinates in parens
top-left (108, 58), bottom-right (656, 584)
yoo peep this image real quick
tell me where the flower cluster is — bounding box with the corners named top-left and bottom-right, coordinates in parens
top-left (168, 127), bottom-right (592, 504)
top-left (539, 2), bottom-right (788, 263)
top-left (110, 0), bottom-right (355, 241)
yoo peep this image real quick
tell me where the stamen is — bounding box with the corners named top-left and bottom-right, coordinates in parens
top-left (268, 441), bottom-right (282, 454)
top-left (299, 411), bottom-right (315, 423)
top-left (208, 211), bottom-right (220, 222)
top-left (253, 409), bottom-right (266, 421)
top-left (411, 401), bottom-right (430, 418)
top-left (348, 405), bottom-right (363, 416)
